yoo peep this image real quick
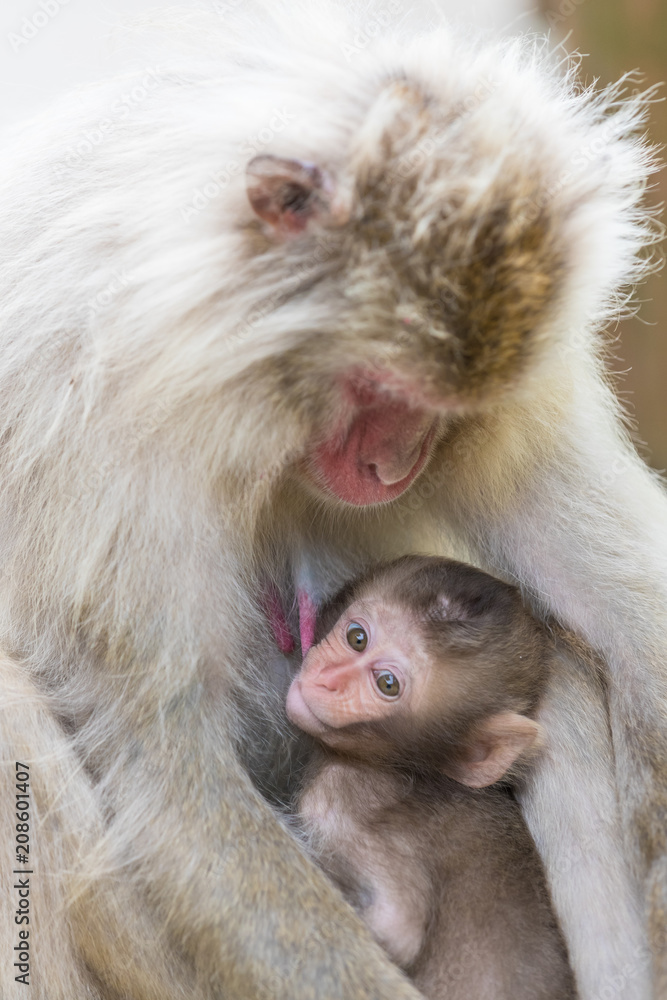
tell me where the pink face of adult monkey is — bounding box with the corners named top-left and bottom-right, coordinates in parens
top-left (246, 148), bottom-right (443, 508)
top-left (243, 74), bottom-right (565, 511)
top-left (309, 371), bottom-right (437, 506)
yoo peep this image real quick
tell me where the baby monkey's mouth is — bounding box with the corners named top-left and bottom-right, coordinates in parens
top-left (286, 677), bottom-right (330, 736)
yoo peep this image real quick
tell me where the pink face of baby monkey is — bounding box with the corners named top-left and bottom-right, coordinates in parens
top-left (286, 593), bottom-right (541, 789)
top-left (287, 598), bottom-right (434, 736)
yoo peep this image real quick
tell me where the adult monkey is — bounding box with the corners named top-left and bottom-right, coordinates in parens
top-left (0, 2), bottom-right (664, 998)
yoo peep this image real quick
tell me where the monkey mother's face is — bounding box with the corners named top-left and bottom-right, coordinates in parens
top-left (245, 76), bottom-right (566, 507)
top-left (308, 370), bottom-right (438, 506)
top-left (286, 599), bottom-right (436, 745)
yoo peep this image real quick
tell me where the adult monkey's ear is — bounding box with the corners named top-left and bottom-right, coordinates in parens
top-left (246, 155), bottom-right (347, 237)
top-left (444, 712), bottom-right (542, 789)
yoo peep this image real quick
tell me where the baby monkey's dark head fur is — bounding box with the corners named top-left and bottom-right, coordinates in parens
top-left (315, 555), bottom-right (549, 779)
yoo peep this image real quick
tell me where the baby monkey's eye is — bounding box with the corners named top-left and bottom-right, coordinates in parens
top-left (375, 671), bottom-right (400, 697)
top-left (346, 623), bottom-right (368, 651)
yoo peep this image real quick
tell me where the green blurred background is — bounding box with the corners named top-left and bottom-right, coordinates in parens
top-left (543, 0), bottom-right (667, 469)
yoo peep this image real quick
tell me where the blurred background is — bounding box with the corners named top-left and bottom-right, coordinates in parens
top-left (0, 0), bottom-right (664, 465)
top-left (544, 0), bottom-right (667, 471)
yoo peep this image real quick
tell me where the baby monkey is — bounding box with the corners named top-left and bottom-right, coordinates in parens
top-left (287, 556), bottom-right (576, 1000)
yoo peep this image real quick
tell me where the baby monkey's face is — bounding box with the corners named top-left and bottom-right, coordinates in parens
top-left (286, 586), bottom-right (542, 786)
top-left (286, 598), bottom-right (436, 741)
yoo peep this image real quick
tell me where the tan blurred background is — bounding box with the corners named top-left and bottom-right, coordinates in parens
top-left (542, 0), bottom-right (667, 469)
top-left (0, 0), bottom-right (665, 465)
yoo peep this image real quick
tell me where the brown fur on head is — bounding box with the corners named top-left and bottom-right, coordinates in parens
top-left (345, 78), bottom-right (565, 404)
top-left (247, 74), bottom-right (566, 408)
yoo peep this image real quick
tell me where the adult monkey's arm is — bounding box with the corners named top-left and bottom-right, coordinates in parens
top-left (437, 362), bottom-right (666, 999)
top-left (0, 653), bottom-right (226, 1000)
top-left (68, 679), bottom-right (424, 1000)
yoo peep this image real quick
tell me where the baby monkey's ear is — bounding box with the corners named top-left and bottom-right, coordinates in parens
top-left (445, 712), bottom-right (542, 789)
top-left (246, 155), bottom-right (348, 237)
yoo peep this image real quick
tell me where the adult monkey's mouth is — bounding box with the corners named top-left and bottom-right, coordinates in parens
top-left (308, 373), bottom-right (438, 506)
